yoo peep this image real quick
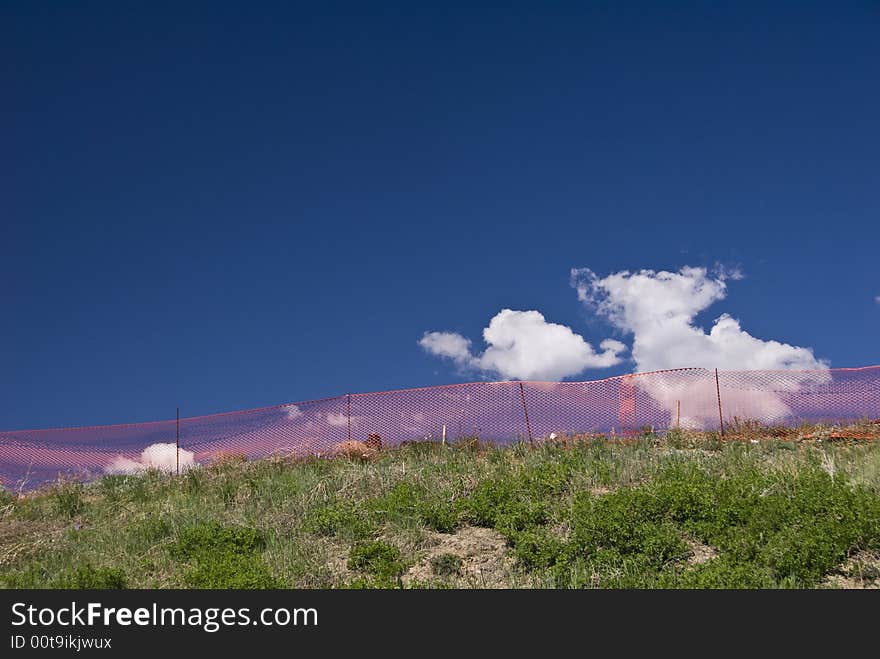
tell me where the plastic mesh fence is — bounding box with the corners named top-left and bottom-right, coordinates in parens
top-left (2, 366), bottom-right (878, 491)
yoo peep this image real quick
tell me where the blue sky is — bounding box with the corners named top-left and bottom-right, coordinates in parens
top-left (3, 2), bottom-right (878, 430)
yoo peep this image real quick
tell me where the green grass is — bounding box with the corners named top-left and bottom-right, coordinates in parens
top-left (347, 540), bottom-right (407, 587)
top-left (430, 553), bottom-right (463, 577)
top-left (2, 432), bottom-right (879, 589)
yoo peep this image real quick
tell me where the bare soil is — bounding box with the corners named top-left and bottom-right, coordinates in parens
top-left (684, 535), bottom-right (718, 565)
top-left (403, 526), bottom-right (516, 588)
top-left (821, 551), bottom-right (880, 589)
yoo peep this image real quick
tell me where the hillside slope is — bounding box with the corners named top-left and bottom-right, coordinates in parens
top-left (2, 426), bottom-right (879, 589)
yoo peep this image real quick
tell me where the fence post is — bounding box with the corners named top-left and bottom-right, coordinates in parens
top-left (518, 382), bottom-right (534, 446)
top-left (347, 394), bottom-right (352, 442)
top-left (715, 369), bottom-right (725, 437)
top-left (176, 407), bottom-right (180, 476)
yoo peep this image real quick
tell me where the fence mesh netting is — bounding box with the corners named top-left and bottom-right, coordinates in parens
top-left (2, 366), bottom-right (879, 491)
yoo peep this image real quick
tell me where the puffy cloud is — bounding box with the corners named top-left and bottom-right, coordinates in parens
top-left (571, 266), bottom-right (830, 427)
top-left (106, 442), bottom-right (197, 475)
top-left (327, 413), bottom-right (349, 427)
top-left (420, 309), bottom-right (626, 381)
top-left (571, 266), bottom-right (827, 372)
top-left (418, 264), bottom-right (832, 426)
top-left (418, 332), bottom-right (472, 365)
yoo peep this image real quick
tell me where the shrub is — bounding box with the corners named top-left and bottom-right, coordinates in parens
top-left (341, 576), bottom-right (400, 589)
top-left (430, 553), bottom-right (463, 577)
top-left (569, 489), bottom-right (689, 569)
top-left (304, 501), bottom-right (375, 540)
top-left (460, 473), bottom-right (556, 544)
top-left (57, 564), bottom-right (126, 589)
top-left (660, 557), bottom-right (776, 589)
top-left (170, 522), bottom-right (280, 589)
top-left (420, 499), bottom-right (460, 533)
top-left (183, 556), bottom-right (279, 589)
top-left (367, 483), bottom-right (462, 533)
top-left (369, 482), bottom-right (424, 524)
top-left (172, 522), bottom-right (265, 559)
top-left (0, 563), bottom-right (49, 588)
top-left (348, 541), bottom-right (406, 581)
top-left (510, 528), bottom-right (567, 570)
top-left (461, 461), bottom-right (579, 537)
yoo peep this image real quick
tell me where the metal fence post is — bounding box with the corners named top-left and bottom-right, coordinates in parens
top-left (518, 382), bottom-right (534, 446)
top-left (347, 394), bottom-right (352, 442)
top-left (715, 369), bottom-right (725, 437)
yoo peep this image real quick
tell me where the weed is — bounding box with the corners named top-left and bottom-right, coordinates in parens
top-left (304, 501), bottom-right (375, 540)
top-left (57, 563), bottom-right (126, 589)
top-left (510, 527), bottom-right (567, 570)
top-left (182, 469), bottom-right (204, 495)
top-left (170, 522), bottom-right (280, 589)
top-left (347, 541), bottom-right (406, 581)
top-left (341, 576), bottom-right (400, 589)
top-left (419, 499), bottom-right (460, 533)
top-left (430, 553), bottom-right (463, 577)
top-left (172, 522), bottom-right (265, 559)
top-left (462, 475), bottom-right (548, 533)
top-left (52, 483), bottom-right (85, 519)
top-left (182, 555), bottom-right (279, 589)
top-left (659, 556), bottom-right (776, 589)
top-left (368, 483), bottom-right (462, 533)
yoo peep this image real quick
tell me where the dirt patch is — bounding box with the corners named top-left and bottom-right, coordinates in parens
top-left (821, 551), bottom-right (880, 589)
top-left (403, 526), bottom-right (515, 588)
top-left (319, 539), bottom-right (356, 584)
top-left (684, 535), bottom-right (718, 565)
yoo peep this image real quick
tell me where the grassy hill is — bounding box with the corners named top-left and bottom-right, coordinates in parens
top-left (2, 424), bottom-right (879, 589)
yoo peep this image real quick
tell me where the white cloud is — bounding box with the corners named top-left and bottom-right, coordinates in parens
top-left (284, 405), bottom-right (304, 420)
top-left (875, 295), bottom-right (880, 304)
top-left (418, 332), bottom-right (472, 365)
top-left (571, 266), bottom-right (827, 372)
top-left (106, 442), bottom-right (197, 475)
top-left (571, 266), bottom-right (830, 427)
top-left (420, 309), bottom-right (626, 381)
top-left (327, 413), bottom-right (349, 427)
top-left (418, 264), bottom-right (833, 426)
